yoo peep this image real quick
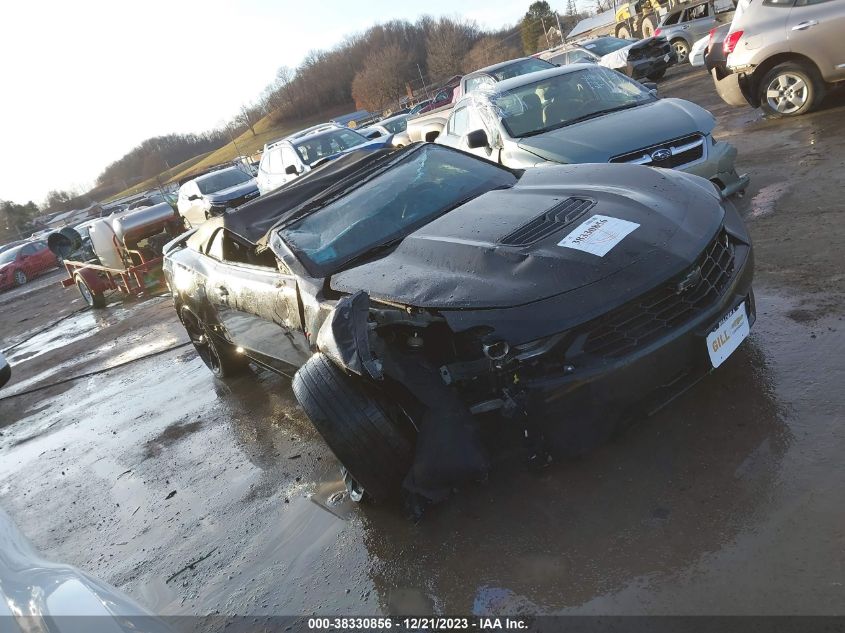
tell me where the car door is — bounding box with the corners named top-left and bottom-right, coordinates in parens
top-left (178, 182), bottom-right (202, 227)
top-left (263, 147), bottom-right (284, 193)
top-left (18, 244), bottom-right (40, 278)
top-left (684, 3), bottom-right (717, 41)
top-left (280, 145), bottom-right (305, 185)
top-left (786, 0), bottom-right (845, 82)
top-left (32, 241), bottom-right (54, 272)
top-left (441, 103), bottom-right (494, 160)
top-left (205, 228), bottom-right (310, 371)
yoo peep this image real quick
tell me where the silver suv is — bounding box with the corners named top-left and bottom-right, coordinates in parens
top-left (654, 0), bottom-right (736, 63)
top-left (714, 0), bottom-right (845, 116)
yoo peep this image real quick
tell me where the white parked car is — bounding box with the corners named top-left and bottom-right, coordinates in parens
top-left (689, 34), bottom-right (709, 67)
top-left (256, 125), bottom-right (389, 195)
top-left (176, 167), bottom-right (259, 227)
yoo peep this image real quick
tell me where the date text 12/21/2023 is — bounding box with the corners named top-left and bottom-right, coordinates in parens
top-left (307, 617), bottom-right (529, 630)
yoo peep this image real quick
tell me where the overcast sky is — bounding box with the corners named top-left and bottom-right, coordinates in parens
top-left (0, 0), bottom-right (577, 204)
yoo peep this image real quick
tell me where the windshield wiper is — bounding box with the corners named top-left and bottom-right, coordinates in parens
top-left (337, 237), bottom-right (405, 271)
top-left (519, 102), bottom-right (646, 137)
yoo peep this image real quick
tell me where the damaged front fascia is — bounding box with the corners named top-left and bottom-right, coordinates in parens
top-left (315, 290), bottom-right (490, 501)
top-left (316, 290), bottom-right (384, 380)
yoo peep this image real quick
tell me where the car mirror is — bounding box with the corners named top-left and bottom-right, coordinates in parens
top-left (285, 165), bottom-right (299, 175)
top-left (465, 129), bottom-right (489, 149)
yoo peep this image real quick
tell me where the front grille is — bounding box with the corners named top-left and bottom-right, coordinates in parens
top-left (610, 133), bottom-right (705, 169)
top-left (579, 230), bottom-right (736, 358)
top-left (500, 197), bottom-right (596, 247)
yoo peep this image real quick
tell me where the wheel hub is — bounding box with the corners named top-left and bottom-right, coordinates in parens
top-left (766, 73), bottom-right (808, 114)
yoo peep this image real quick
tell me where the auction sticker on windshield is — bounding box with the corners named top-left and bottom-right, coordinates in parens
top-left (707, 302), bottom-right (750, 368)
top-left (558, 214), bottom-right (639, 257)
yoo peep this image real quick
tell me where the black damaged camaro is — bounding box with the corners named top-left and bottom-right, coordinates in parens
top-left (163, 143), bottom-right (754, 506)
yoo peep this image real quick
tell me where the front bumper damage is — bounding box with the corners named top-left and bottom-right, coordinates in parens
top-left (626, 53), bottom-right (675, 79)
top-left (320, 215), bottom-right (754, 502)
top-left (682, 138), bottom-right (750, 197)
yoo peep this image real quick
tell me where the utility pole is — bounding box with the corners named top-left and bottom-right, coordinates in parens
top-left (556, 11), bottom-right (564, 45)
top-left (416, 64), bottom-right (431, 101)
top-left (225, 124), bottom-right (243, 158)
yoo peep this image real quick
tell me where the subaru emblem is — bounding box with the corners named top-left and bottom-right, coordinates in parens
top-left (651, 148), bottom-right (672, 162)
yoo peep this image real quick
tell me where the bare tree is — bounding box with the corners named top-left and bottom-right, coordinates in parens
top-left (463, 36), bottom-right (522, 72)
top-left (351, 44), bottom-right (415, 112)
top-left (426, 17), bottom-right (480, 83)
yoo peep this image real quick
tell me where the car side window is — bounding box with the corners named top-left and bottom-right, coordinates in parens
top-left (206, 229), bottom-right (225, 260)
top-left (281, 146), bottom-right (299, 171)
top-left (688, 3), bottom-right (709, 19)
top-left (465, 76), bottom-right (494, 93)
top-left (662, 11), bottom-right (682, 24)
top-left (448, 106), bottom-right (470, 136)
top-left (794, 0), bottom-right (831, 5)
top-left (222, 233), bottom-right (278, 269)
top-left (267, 148), bottom-right (282, 174)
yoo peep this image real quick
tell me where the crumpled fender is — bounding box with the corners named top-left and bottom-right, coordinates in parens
top-left (316, 290), bottom-right (383, 380)
top-left (316, 290), bottom-right (489, 503)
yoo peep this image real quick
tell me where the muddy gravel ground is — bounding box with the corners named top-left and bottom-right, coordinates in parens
top-left (1, 65), bottom-right (844, 623)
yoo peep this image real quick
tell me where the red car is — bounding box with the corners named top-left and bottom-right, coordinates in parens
top-left (418, 76), bottom-right (463, 114)
top-left (0, 240), bottom-right (58, 290)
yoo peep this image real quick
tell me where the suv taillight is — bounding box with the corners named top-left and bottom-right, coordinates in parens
top-left (708, 27), bottom-right (717, 49)
top-left (724, 30), bottom-right (743, 55)
top-left (653, 28), bottom-right (662, 37)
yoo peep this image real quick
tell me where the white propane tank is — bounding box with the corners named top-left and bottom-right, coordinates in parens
top-left (88, 219), bottom-right (126, 270)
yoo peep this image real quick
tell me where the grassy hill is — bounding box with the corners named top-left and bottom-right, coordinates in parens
top-left (107, 104), bottom-right (355, 201)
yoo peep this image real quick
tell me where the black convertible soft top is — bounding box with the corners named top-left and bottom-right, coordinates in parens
top-left (224, 146), bottom-right (406, 247)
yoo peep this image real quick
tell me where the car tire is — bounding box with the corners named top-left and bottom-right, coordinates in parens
top-left (13, 270), bottom-right (27, 286)
top-left (75, 275), bottom-right (106, 309)
top-left (647, 68), bottom-right (666, 81)
top-left (616, 24), bottom-right (632, 39)
top-left (758, 62), bottom-right (823, 117)
top-left (180, 307), bottom-right (247, 378)
top-left (671, 39), bottom-right (690, 64)
top-left (292, 353), bottom-right (414, 503)
top-left (641, 16), bottom-right (657, 38)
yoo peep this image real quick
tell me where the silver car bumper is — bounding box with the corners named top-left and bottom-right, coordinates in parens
top-left (682, 138), bottom-right (749, 197)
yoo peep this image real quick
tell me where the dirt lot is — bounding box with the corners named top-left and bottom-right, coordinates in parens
top-left (1, 65), bottom-right (844, 620)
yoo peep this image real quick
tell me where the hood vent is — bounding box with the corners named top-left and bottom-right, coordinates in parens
top-left (499, 197), bottom-right (596, 247)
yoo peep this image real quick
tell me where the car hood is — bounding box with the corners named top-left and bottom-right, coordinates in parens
top-left (516, 98), bottom-right (714, 164)
top-left (0, 262), bottom-right (13, 273)
top-left (598, 42), bottom-right (637, 68)
top-left (330, 163), bottom-right (724, 310)
top-left (0, 508), bottom-right (170, 631)
top-left (206, 179), bottom-right (258, 203)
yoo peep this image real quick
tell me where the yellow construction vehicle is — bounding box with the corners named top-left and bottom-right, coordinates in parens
top-left (614, 0), bottom-right (681, 39)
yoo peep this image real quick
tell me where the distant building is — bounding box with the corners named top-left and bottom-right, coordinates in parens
top-left (567, 9), bottom-right (616, 40)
